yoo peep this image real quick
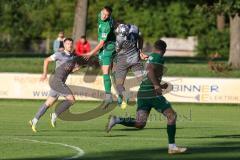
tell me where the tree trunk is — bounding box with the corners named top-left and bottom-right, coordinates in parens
top-left (228, 13), bottom-right (240, 69)
top-left (72, 0), bottom-right (88, 42)
top-left (217, 13), bottom-right (225, 32)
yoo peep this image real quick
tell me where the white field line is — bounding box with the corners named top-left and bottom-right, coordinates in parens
top-left (13, 137), bottom-right (84, 160)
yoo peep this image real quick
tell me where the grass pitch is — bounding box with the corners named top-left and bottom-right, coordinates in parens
top-left (1, 57), bottom-right (240, 78)
top-left (0, 100), bottom-right (240, 160)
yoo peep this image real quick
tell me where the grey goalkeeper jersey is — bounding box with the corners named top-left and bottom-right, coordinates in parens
top-left (50, 51), bottom-right (76, 82)
top-left (116, 24), bottom-right (140, 63)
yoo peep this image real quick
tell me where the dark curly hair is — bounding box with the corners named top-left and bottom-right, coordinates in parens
top-left (154, 40), bottom-right (167, 54)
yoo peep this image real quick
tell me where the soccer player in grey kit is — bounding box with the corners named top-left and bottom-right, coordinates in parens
top-left (114, 23), bottom-right (148, 109)
top-left (29, 38), bottom-right (80, 132)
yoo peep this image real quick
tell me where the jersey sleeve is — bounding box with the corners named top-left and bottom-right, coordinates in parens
top-left (129, 25), bottom-right (139, 34)
top-left (127, 25), bottom-right (139, 44)
top-left (147, 54), bottom-right (164, 64)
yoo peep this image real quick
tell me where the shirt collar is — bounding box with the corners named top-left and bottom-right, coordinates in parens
top-left (64, 50), bottom-right (71, 55)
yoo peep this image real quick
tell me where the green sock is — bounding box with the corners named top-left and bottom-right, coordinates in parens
top-left (167, 124), bottom-right (176, 144)
top-left (103, 74), bottom-right (111, 94)
top-left (118, 117), bottom-right (136, 127)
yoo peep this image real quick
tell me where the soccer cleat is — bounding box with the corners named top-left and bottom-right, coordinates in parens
top-left (104, 93), bottom-right (113, 105)
top-left (29, 120), bottom-right (37, 133)
top-left (50, 113), bottom-right (56, 128)
top-left (120, 100), bottom-right (127, 110)
top-left (120, 95), bottom-right (129, 110)
top-left (105, 115), bottom-right (117, 133)
top-left (168, 147), bottom-right (187, 154)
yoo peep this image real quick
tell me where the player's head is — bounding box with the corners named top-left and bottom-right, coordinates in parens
top-left (58, 31), bottom-right (64, 39)
top-left (115, 24), bottom-right (129, 37)
top-left (63, 38), bottom-right (73, 52)
top-left (80, 35), bottom-right (87, 43)
top-left (154, 39), bottom-right (167, 55)
top-left (101, 6), bottom-right (112, 21)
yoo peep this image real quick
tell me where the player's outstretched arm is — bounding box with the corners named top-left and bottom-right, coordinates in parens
top-left (140, 52), bottom-right (149, 60)
top-left (83, 40), bottom-right (105, 60)
top-left (138, 35), bottom-right (144, 52)
top-left (40, 57), bottom-right (53, 81)
top-left (138, 36), bottom-right (148, 60)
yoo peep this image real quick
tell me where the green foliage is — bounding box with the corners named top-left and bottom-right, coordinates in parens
top-left (0, 0), bottom-right (74, 53)
top-left (214, 0), bottom-right (240, 15)
top-left (87, 0), bottom-right (205, 41)
top-left (87, 0), bottom-right (230, 56)
top-left (197, 29), bottom-right (229, 57)
top-left (0, 0), bottom-right (235, 57)
top-left (165, 2), bottom-right (190, 37)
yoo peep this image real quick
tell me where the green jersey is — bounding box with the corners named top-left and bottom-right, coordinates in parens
top-left (97, 13), bottom-right (116, 65)
top-left (137, 53), bottom-right (171, 112)
top-left (97, 13), bottom-right (116, 42)
top-left (138, 53), bottom-right (164, 98)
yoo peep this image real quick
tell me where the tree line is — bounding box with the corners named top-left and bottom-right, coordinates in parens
top-left (0, 0), bottom-right (239, 68)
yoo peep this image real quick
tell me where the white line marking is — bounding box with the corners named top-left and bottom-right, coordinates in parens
top-left (14, 138), bottom-right (84, 160)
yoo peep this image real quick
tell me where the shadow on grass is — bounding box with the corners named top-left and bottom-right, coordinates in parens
top-left (113, 126), bottom-right (214, 132)
top-left (211, 134), bottom-right (240, 138)
top-left (5, 143), bottom-right (240, 160)
top-left (83, 146), bottom-right (240, 160)
top-left (184, 134), bottom-right (240, 139)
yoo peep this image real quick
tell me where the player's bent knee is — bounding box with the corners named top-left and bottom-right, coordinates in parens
top-left (44, 103), bottom-right (52, 107)
top-left (116, 84), bottom-right (125, 93)
top-left (135, 122), bottom-right (146, 129)
top-left (101, 65), bottom-right (110, 74)
top-left (45, 101), bottom-right (55, 107)
top-left (69, 99), bottom-right (75, 104)
top-left (66, 96), bottom-right (75, 104)
top-left (167, 112), bottom-right (177, 125)
top-left (70, 99), bottom-right (75, 104)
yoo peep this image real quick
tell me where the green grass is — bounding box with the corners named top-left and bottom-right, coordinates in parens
top-left (0, 58), bottom-right (55, 73)
top-left (0, 100), bottom-right (240, 159)
top-left (165, 63), bottom-right (240, 77)
top-left (0, 57), bottom-right (240, 77)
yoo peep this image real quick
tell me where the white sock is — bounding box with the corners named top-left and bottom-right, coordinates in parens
top-left (169, 144), bottom-right (176, 149)
top-left (52, 113), bottom-right (57, 120)
top-left (32, 118), bottom-right (38, 126)
top-left (105, 93), bottom-right (112, 99)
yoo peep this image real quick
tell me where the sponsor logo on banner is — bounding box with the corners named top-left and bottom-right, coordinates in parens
top-left (0, 73), bottom-right (239, 104)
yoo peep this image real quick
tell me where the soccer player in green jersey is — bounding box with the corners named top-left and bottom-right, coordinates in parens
top-left (83, 6), bottom-right (116, 103)
top-left (106, 40), bottom-right (187, 154)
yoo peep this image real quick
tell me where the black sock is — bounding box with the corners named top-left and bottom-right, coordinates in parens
top-left (167, 124), bottom-right (176, 144)
top-left (119, 117), bottom-right (136, 127)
